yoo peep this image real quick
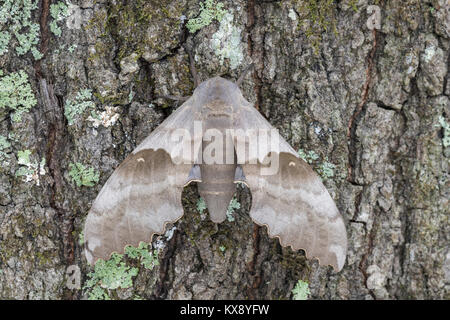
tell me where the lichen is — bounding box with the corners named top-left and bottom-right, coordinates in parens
top-left (15, 149), bottom-right (46, 185)
top-left (0, 0), bottom-right (43, 59)
top-left (0, 69), bottom-right (37, 122)
top-left (125, 242), bottom-right (160, 270)
top-left (210, 12), bottom-right (243, 70)
top-left (87, 106), bottom-right (120, 128)
top-left (83, 253), bottom-right (138, 300)
top-left (68, 162), bottom-right (99, 187)
top-left (436, 116), bottom-right (450, 148)
top-left (318, 158), bottom-right (336, 180)
top-left (298, 149), bottom-right (319, 162)
top-left (291, 280), bottom-right (310, 300)
top-left (196, 197), bottom-right (207, 220)
top-left (78, 231), bottom-right (84, 246)
top-left (298, 148), bottom-right (336, 180)
top-left (64, 89), bottom-right (96, 125)
top-left (186, 0), bottom-right (227, 33)
top-left (49, 1), bottom-right (70, 37)
top-left (83, 241), bottom-right (160, 300)
top-left (226, 197), bottom-right (240, 222)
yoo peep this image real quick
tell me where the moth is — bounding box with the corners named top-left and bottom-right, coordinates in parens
top-left (84, 64), bottom-right (347, 272)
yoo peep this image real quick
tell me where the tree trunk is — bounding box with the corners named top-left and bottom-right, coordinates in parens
top-left (0, 0), bottom-right (448, 300)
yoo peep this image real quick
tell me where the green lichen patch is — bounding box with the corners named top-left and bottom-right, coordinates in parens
top-left (196, 197), bottom-right (207, 214)
top-left (0, 0), bottom-right (43, 59)
top-left (64, 89), bottom-right (96, 125)
top-left (298, 149), bottom-right (319, 162)
top-left (49, 1), bottom-right (70, 37)
top-left (125, 242), bottom-right (159, 270)
top-left (83, 253), bottom-right (138, 300)
top-left (68, 162), bottom-right (99, 187)
top-left (15, 149), bottom-right (46, 185)
top-left (210, 12), bottom-right (243, 70)
top-left (298, 148), bottom-right (336, 180)
top-left (291, 279), bottom-right (310, 300)
top-left (186, 0), bottom-right (227, 33)
top-left (0, 69), bottom-right (37, 122)
top-left (226, 197), bottom-right (240, 222)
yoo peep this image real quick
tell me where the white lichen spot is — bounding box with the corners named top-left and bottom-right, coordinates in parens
top-left (16, 150), bottom-right (46, 185)
top-left (66, 3), bottom-right (82, 30)
top-left (164, 226), bottom-right (177, 241)
top-left (88, 106), bottom-right (120, 128)
top-left (366, 5), bottom-right (381, 30)
top-left (366, 265), bottom-right (386, 290)
top-left (288, 8), bottom-right (297, 21)
top-left (422, 45), bottom-right (436, 63)
top-left (210, 12), bottom-right (243, 70)
top-left (154, 226), bottom-right (177, 252)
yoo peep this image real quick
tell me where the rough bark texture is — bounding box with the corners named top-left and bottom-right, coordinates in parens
top-left (0, 0), bottom-right (449, 300)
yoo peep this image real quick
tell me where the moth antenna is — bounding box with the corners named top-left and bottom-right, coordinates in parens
top-left (184, 45), bottom-right (200, 88)
top-left (236, 64), bottom-right (255, 87)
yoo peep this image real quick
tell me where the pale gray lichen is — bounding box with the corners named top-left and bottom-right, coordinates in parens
top-left (196, 197), bottom-right (207, 220)
top-left (125, 242), bottom-right (160, 270)
top-left (210, 12), bottom-right (243, 70)
top-left (226, 197), bottom-right (240, 222)
top-left (0, 69), bottom-right (37, 122)
top-left (436, 116), bottom-right (450, 148)
top-left (288, 8), bottom-right (297, 21)
top-left (49, 1), bottom-right (70, 36)
top-left (83, 253), bottom-right (138, 300)
top-left (0, 0), bottom-right (43, 59)
top-left (292, 280), bottom-right (311, 300)
top-left (0, 31), bottom-right (11, 55)
top-left (186, 0), bottom-right (227, 33)
top-left (154, 226), bottom-right (177, 251)
top-left (291, 280), bottom-right (310, 300)
top-left (298, 148), bottom-right (336, 180)
top-left (68, 44), bottom-right (77, 53)
top-left (298, 149), bottom-right (319, 162)
top-left (64, 89), bottom-right (96, 125)
top-left (68, 162), bottom-right (99, 187)
top-left (15, 149), bottom-right (46, 185)
top-left (87, 106), bottom-right (120, 128)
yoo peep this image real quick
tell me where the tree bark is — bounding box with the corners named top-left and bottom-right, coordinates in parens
top-left (0, 0), bottom-right (448, 299)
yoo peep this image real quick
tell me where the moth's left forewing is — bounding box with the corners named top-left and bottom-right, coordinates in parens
top-left (84, 99), bottom-right (202, 265)
top-left (84, 150), bottom-right (192, 265)
top-left (233, 100), bottom-right (347, 271)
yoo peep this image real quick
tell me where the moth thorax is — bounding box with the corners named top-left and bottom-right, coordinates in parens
top-left (205, 101), bottom-right (233, 114)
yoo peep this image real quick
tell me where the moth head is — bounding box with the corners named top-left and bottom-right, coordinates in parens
top-left (193, 76), bottom-right (244, 109)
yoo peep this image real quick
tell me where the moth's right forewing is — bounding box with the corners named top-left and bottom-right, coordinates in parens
top-left (232, 102), bottom-right (298, 164)
top-left (133, 99), bottom-right (203, 164)
top-left (244, 153), bottom-right (348, 271)
top-left (231, 99), bottom-right (347, 271)
top-left (84, 150), bottom-right (192, 265)
top-left (84, 99), bottom-right (201, 265)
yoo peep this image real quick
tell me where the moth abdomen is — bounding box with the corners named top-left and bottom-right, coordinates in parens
top-left (198, 163), bottom-right (236, 223)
